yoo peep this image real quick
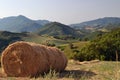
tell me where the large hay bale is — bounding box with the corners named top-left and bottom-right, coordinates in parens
top-left (1, 41), bottom-right (67, 77)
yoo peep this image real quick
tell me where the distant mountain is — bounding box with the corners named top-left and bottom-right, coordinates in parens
top-left (37, 22), bottom-right (82, 38)
top-left (70, 17), bottom-right (120, 31)
top-left (36, 20), bottom-right (50, 26)
top-left (0, 15), bottom-right (50, 32)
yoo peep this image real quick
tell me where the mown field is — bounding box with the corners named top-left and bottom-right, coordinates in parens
top-left (0, 61), bottom-right (120, 80)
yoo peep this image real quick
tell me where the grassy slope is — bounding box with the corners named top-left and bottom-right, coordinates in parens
top-left (58, 41), bottom-right (89, 59)
top-left (65, 61), bottom-right (120, 80)
top-left (22, 33), bottom-right (80, 46)
top-left (23, 34), bottom-right (89, 59)
top-left (23, 34), bottom-right (54, 44)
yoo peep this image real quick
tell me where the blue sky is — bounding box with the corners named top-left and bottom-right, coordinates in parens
top-left (0, 0), bottom-right (120, 24)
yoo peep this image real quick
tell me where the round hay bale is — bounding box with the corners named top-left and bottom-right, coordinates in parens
top-left (1, 41), bottom-right (68, 77)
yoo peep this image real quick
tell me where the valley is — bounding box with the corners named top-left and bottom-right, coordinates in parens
top-left (0, 15), bottom-right (120, 80)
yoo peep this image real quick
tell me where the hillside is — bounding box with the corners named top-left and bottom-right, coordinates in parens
top-left (79, 28), bottom-right (120, 61)
top-left (83, 31), bottom-right (106, 40)
top-left (37, 22), bottom-right (83, 39)
top-left (0, 31), bottom-right (27, 53)
top-left (0, 30), bottom-right (120, 80)
top-left (0, 15), bottom-right (50, 32)
top-left (70, 17), bottom-right (120, 32)
top-left (0, 31), bottom-right (80, 53)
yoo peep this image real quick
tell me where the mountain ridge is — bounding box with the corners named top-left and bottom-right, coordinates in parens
top-left (0, 16), bottom-right (120, 33)
top-left (70, 17), bottom-right (120, 30)
top-left (37, 22), bottom-right (83, 39)
top-left (0, 15), bottom-right (50, 32)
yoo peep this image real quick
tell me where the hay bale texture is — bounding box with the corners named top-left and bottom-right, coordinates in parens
top-left (1, 41), bottom-right (67, 77)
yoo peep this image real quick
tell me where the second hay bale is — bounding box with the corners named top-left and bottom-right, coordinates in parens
top-left (1, 41), bottom-right (67, 77)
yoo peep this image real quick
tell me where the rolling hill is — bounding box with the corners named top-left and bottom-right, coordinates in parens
top-left (70, 17), bottom-right (120, 32)
top-left (0, 15), bottom-right (50, 32)
top-left (0, 30), bottom-right (81, 53)
top-left (37, 22), bottom-right (83, 38)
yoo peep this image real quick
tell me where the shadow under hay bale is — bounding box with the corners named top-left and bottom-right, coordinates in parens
top-left (58, 70), bottom-right (96, 79)
top-left (1, 41), bottom-right (68, 77)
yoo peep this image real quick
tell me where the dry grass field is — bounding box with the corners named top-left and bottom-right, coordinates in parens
top-left (0, 60), bottom-right (120, 80)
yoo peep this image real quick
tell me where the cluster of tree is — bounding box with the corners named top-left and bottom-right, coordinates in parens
top-left (41, 40), bottom-right (56, 47)
top-left (74, 28), bottom-right (120, 61)
top-left (60, 28), bottom-right (120, 61)
top-left (53, 35), bottom-right (77, 40)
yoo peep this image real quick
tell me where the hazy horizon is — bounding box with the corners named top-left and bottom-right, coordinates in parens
top-left (0, 0), bottom-right (120, 24)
